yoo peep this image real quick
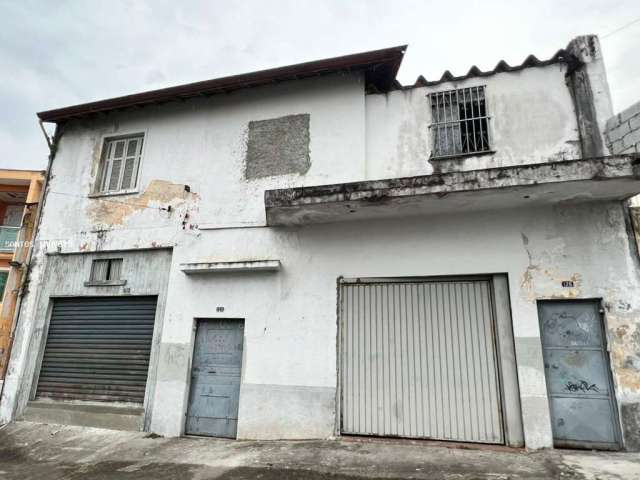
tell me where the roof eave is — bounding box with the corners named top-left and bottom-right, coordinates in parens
top-left (37, 45), bottom-right (407, 123)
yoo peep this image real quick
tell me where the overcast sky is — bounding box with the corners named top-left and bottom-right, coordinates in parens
top-left (1, 0), bottom-right (639, 170)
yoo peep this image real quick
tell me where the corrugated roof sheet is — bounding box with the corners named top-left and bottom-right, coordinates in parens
top-left (409, 49), bottom-right (578, 88)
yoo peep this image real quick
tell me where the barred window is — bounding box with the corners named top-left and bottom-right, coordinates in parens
top-left (96, 134), bottom-right (144, 194)
top-left (429, 86), bottom-right (491, 157)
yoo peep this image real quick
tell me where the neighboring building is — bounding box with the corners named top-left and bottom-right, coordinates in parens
top-left (605, 100), bottom-right (640, 155)
top-left (0, 170), bottom-right (44, 392)
top-left (606, 100), bottom-right (640, 268)
top-left (2, 35), bottom-right (640, 451)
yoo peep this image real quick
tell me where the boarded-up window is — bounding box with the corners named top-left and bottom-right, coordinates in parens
top-left (96, 135), bottom-right (144, 193)
top-left (245, 114), bottom-right (310, 179)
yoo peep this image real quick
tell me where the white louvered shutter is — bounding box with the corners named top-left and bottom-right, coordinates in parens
top-left (121, 138), bottom-right (141, 190)
top-left (99, 136), bottom-right (143, 193)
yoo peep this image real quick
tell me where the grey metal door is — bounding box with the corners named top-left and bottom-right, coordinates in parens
top-left (36, 296), bottom-right (157, 403)
top-left (340, 278), bottom-right (504, 444)
top-left (539, 300), bottom-right (621, 450)
top-left (186, 319), bottom-right (244, 438)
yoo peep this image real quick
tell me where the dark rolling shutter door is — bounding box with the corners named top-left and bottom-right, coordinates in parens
top-left (36, 296), bottom-right (157, 403)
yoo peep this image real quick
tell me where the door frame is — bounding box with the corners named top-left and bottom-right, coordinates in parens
top-left (183, 317), bottom-right (246, 438)
top-left (335, 274), bottom-right (524, 447)
top-left (537, 298), bottom-right (623, 450)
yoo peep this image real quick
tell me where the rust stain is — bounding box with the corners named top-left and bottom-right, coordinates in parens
top-left (616, 325), bottom-right (630, 339)
top-left (87, 180), bottom-right (199, 226)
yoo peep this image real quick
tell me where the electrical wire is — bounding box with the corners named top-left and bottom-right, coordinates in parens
top-left (602, 16), bottom-right (640, 39)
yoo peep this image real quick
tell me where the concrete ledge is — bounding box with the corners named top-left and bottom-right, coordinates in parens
top-left (180, 259), bottom-right (281, 274)
top-left (21, 400), bottom-right (144, 431)
top-left (265, 155), bottom-right (640, 225)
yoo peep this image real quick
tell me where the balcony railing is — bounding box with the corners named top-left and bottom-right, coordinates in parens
top-left (0, 226), bottom-right (20, 252)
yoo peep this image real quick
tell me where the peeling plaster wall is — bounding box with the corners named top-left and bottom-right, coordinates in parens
top-left (365, 64), bottom-right (581, 178)
top-left (37, 72), bottom-right (366, 246)
top-left (145, 201), bottom-right (640, 448)
top-left (0, 72), bottom-right (367, 437)
top-left (3, 66), bottom-right (639, 449)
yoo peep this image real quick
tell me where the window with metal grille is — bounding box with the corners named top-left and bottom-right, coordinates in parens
top-left (96, 134), bottom-right (144, 193)
top-left (86, 258), bottom-right (125, 286)
top-left (429, 86), bottom-right (491, 158)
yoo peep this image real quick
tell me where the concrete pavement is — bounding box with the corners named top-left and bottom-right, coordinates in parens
top-left (0, 422), bottom-right (639, 479)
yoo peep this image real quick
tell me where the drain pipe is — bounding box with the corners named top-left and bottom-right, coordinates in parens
top-left (0, 119), bottom-right (59, 405)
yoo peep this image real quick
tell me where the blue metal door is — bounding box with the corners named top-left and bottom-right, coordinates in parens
top-left (538, 301), bottom-right (621, 450)
top-left (186, 319), bottom-right (244, 438)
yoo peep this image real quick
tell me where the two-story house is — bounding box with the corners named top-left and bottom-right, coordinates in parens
top-left (2, 34), bottom-right (640, 452)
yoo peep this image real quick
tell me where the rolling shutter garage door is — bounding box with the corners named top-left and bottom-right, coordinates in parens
top-left (340, 278), bottom-right (504, 444)
top-left (36, 296), bottom-right (157, 403)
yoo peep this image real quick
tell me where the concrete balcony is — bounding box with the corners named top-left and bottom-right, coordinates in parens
top-left (264, 155), bottom-right (640, 226)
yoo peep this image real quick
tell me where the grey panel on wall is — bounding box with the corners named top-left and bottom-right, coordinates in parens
top-left (186, 319), bottom-right (244, 438)
top-left (538, 300), bottom-right (621, 450)
top-left (245, 114), bottom-right (310, 179)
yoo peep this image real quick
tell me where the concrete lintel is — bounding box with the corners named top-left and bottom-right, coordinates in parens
top-left (265, 155), bottom-right (640, 226)
top-left (180, 260), bottom-right (281, 274)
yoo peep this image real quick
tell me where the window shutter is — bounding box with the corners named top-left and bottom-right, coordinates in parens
top-left (108, 159), bottom-right (122, 191)
top-left (89, 258), bottom-right (123, 282)
top-left (120, 138), bottom-right (139, 190)
top-left (98, 135), bottom-right (143, 193)
top-left (121, 159), bottom-right (136, 190)
top-left (90, 259), bottom-right (109, 281)
top-left (108, 258), bottom-right (123, 280)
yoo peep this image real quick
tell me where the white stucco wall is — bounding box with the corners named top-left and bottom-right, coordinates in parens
top-left (3, 63), bottom-right (639, 449)
top-left (365, 64), bottom-right (581, 179)
top-left (34, 72), bottom-right (367, 241)
top-left (0, 71), bottom-right (367, 427)
top-left (156, 201), bottom-right (639, 449)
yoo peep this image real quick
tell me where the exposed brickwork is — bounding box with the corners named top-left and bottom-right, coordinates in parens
top-left (606, 101), bottom-right (640, 154)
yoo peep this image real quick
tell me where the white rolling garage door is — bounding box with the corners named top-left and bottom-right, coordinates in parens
top-left (340, 278), bottom-right (504, 444)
